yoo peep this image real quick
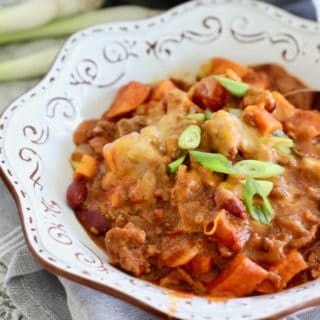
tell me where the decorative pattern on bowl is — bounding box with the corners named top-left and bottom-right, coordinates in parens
top-left (1, 1), bottom-right (320, 319)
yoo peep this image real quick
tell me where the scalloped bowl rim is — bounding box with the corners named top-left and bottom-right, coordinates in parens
top-left (1, 1), bottom-right (320, 319)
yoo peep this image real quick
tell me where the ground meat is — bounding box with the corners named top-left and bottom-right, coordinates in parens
top-left (73, 119), bottom-right (98, 145)
top-left (307, 249), bottom-right (320, 279)
top-left (105, 222), bottom-right (151, 276)
top-left (252, 63), bottom-right (313, 109)
top-left (116, 115), bottom-right (148, 136)
top-left (92, 119), bottom-right (116, 141)
top-left (88, 136), bottom-right (110, 156)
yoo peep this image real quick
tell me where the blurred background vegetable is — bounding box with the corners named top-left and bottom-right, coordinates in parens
top-left (0, 0), bottom-right (104, 33)
top-left (0, 1), bottom-right (162, 82)
top-left (0, 45), bottom-right (59, 82)
top-left (0, 5), bottom-right (161, 45)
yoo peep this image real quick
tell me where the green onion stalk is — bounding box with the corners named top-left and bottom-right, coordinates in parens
top-left (244, 177), bottom-right (274, 224)
top-left (0, 0), bottom-right (105, 33)
top-left (214, 75), bottom-right (250, 97)
top-left (178, 125), bottom-right (202, 150)
top-left (0, 5), bottom-right (161, 82)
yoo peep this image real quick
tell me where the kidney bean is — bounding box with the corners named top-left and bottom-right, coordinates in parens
top-left (66, 180), bottom-right (88, 209)
top-left (76, 208), bottom-right (109, 235)
top-left (166, 229), bottom-right (183, 237)
top-left (191, 76), bottom-right (227, 111)
top-left (221, 198), bottom-right (247, 219)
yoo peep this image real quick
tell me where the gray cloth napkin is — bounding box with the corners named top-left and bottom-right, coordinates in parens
top-left (1, 1), bottom-right (320, 319)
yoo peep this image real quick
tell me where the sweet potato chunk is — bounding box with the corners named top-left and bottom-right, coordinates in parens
top-left (206, 57), bottom-right (252, 78)
top-left (150, 80), bottom-right (176, 101)
top-left (105, 223), bottom-right (150, 276)
top-left (257, 250), bottom-right (308, 293)
top-left (103, 81), bottom-right (150, 119)
top-left (242, 105), bottom-right (282, 135)
top-left (208, 253), bottom-right (268, 297)
top-left (187, 254), bottom-right (213, 275)
top-left (204, 210), bottom-right (246, 252)
top-left (74, 154), bottom-right (99, 180)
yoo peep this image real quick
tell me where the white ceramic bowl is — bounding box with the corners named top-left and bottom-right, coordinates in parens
top-left (1, 1), bottom-right (320, 319)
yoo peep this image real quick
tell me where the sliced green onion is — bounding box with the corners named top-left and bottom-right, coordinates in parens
top-left (233, 159), bottom-right (284, 178)
top-left (241, 179), bottom-right (274, 195)
top-left (272, 130), bottom-right (289, 138)
top-left (261, 136), bottom-right (294, 147)
top-left (168, 155), bottom-right (186, 174)
top-left (178, 125), bottom-right (201, 150)
top-left (214, 75), bottom-right (250, 98)
top-left (70, 160), bottom-right (80, 170)
top-left (204, 111), bottom-right (212, 120)
top-left (228, 108), bottom-right (243, 118)
top-left (189, 150), bottom-right (235, 174)
top-left (185, 113), bottom-right (205, 122)
top-left (260, 136), bottom-right (294, 158)
top-left (255, 180), bottom-right (274, 195)
top-left (274, 145), bottom-right (292, 157)
top-left (244, 177), bottom-right (273, 224)
top-left (292, 147), bottom-right (305, 158)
